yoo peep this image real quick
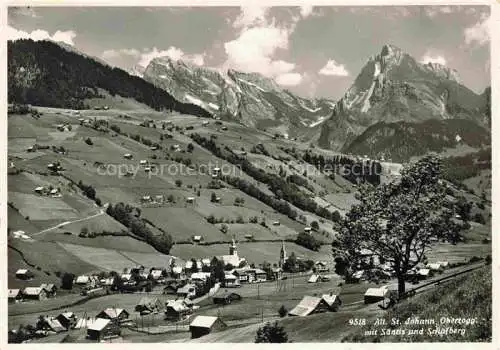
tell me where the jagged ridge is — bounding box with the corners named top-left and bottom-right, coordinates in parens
top-left (143, 57), bottom-right (335, 138)
top-left (319, 44), bottom-right (489, 151)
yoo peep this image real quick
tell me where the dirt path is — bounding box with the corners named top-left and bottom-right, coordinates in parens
top-left (31, 209), bottom-right (105, 237)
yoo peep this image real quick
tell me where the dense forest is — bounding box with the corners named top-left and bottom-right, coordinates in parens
top-left (8, 39), bottom-right (212, 118)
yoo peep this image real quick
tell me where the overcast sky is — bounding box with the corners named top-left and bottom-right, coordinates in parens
top-left (8, 6), bottom-right (490, 100)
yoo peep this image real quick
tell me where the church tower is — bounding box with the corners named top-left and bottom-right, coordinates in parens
top-left (229, 237), bottom-right (238, 256)
top-left (279, 240), bottom-right (287, 267)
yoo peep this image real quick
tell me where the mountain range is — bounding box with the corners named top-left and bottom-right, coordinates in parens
top-left (142, 57), bottom-right (335, 138)
top-left (7, 40), bottom-right (490, 162)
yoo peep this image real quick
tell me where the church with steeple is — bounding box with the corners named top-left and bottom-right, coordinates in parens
top-left (220, 236), bottom-right (246, 268)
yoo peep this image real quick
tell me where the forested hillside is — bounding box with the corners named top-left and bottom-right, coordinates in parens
top-left (8, 39), bottom-right (212, 118)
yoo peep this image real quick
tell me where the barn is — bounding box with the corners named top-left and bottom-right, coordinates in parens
top-left (213, 292), bottom-right (241, 305)
top-left (15, 269), bottom-right (34, 280)
top-left (56, 312), bottom-right (78, 330)
top-left (189, 316), bottom-right (227, 339)
top-left (8, 289), bottom-right (22, 303)
top-left (96, 308), bottom-right (130, 323)
top-left (223, 274), bottom-right (240, 288)
top-left (364, 287), bottom-right (389, 304)
top-left (135, 297), bottom-right (163, 315)
top-left (86, 318), bottom-right (120, 341)
top-left (288, 296), bottom-right (330, 316)
top-left (321, 293), bottom-right (342, 311)
top-left (165, 300), bottom-right (192, 321)
top-left (23, 287), bottom-right (47, 301)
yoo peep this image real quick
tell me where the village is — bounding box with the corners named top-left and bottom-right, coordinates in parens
top-left (9, 233), bottom-right (482, 344)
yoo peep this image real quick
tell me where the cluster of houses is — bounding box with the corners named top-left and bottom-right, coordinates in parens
top-left (9, 281), bottom-right (57, 303)
top-left (350, 248), bottom-right (449, 283)
top-left (10, 308), bottom-right (131, 342)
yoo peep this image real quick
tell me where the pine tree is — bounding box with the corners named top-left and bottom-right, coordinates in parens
top-left (255, 321), bottom-right (289, 343)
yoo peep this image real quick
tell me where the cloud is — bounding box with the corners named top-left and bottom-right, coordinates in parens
top-left (223, 6), bottom-right (305, 87)
top-left (232, 6), bottom-right (269, 29)
top-left (137, 46), bottom-right (205, 68)
top-left (319, 59), bottom-right (349, 77)
top-left (275, 72), bottom-right (303, 86)
top-left (224, 25), bottom-right (293, 76)
top-left (420, 53), bottom-right (447, 66)
top-left (102, 48), bottom-right (140, 59)
top-left (464, 13), bottom-right (490, 46)
top-left (7, 25), bottom-right (76, 46)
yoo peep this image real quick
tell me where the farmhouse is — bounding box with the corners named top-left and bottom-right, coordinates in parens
top-left (321, 293), bottom-right (342, 311)
top-left (8, 289), bottom-right (22, 303)
top-left (417, 268), bottom-right (432, 279)
top-left (96, 308), bottom-right (130, 323)
top-left (288, 296), bottom-right (330, 316)
top-left (135, 297), bottom-right (163, 315)
top-left (426, 263), bottom-right (444, 273)
top-left (304, 227), bottom-right (312, 234)
top-left (189, 316), bottom-right (227, 339)
top-left (74, 275), bottom-right (90, 285)
top-left (15, 269), bottom-right (34, 280)
top-left (56, 312), bottom-right (78, 330)
top-left (38, 316), bottom-right (66, 333)
top-left (171, 266), bottom-right (184, 276)
top-left (186, 197), bottom-right (196, 203)
top-left (34, 186), bottom-right (45, 194)
top-left (74, 317), bottom-right (97, 329)
top-left (191, 272), bottom-right (211, 283)
top-left (123, 153), bottom-right (133, 159)
top-left (364, 287), bottom-right (389, 304)
top-left (165, 300), bottom-right (192, 321)
top-left (192, 235), bottom-right (202, 244)
top-left (315, 261), bottom-right (329, 272)
top-left (213, 292), bottom-right (241, 305)
top-left (87, 318), bottom-right (120, 341)
top-left (140, 160), bottom-right (148, 165)
top-left (223, 274), bottom-right (240, 288)
top-left (437, 261), bottom-right (449, 268)
top-left (40, 283), bottom-right (57, 297)
top-left (177, 284), bottom-right (197, 299)
top-left (23, 287), bottom-right (47, 301)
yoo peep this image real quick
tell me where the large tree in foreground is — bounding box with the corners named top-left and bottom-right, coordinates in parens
top-left (332, 155), bottom-right (460, 297)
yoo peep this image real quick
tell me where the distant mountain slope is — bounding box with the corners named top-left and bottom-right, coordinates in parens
top-left (8, 39), bottom-right (212, 119)
top-left (319, 44), bottom-right (489, 151)
top-left (343, 119), bottom-right (491, 162)
top-left (143, 57), bottom-right (335, 137)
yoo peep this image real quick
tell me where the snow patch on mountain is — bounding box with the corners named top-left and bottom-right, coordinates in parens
top-left (208, 102), bottom-right (219, 110)
top-left (309, 116), bottom-right (328, 128)
top-left (236, 78), bottom-right (267, 93)
top-left (185, 94), bottom-right (204, 107)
